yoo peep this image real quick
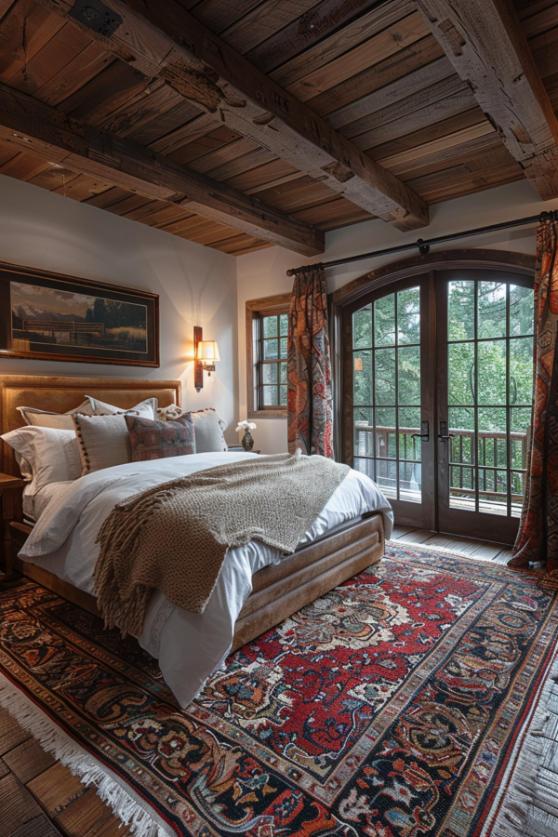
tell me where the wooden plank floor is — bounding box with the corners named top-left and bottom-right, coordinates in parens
top-left (389, 526), bottom-right (514, 564)
top-left (0, 709), bottom-right (130, 835)
top-left (0, 529), bottom-right (512, 835)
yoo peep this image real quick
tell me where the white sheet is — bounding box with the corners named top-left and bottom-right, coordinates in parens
top-left (22, 480), bottom-right (73, 522)
top-left (19, 452), bottom-right (393, 707)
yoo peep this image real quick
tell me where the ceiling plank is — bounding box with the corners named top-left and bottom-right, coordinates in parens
top-left (35, 0), bottom-right (430, 230)
top-left (0, 81), bottom-right (324, 255)
top-left (417, 0), bottom-right (558, 199)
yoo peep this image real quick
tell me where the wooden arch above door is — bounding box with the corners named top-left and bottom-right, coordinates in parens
top-left (333, 249), bottom-right (536, 543)
top-left (332, 249), bottom-right (535, 308)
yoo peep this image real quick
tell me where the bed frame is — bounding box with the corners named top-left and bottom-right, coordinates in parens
top-left (0, 375), bottom-right (384, 651)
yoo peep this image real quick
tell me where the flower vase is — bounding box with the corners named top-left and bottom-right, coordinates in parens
top-left (242, 429), bottom-right (254, 451)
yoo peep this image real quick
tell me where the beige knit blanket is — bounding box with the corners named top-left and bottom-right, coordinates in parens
top-left (94, 452), bottom-right (349, 637)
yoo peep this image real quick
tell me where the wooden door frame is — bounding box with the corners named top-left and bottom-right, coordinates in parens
top-left (332, 248), bottom-right (535, 537)
top-left (340, 275), bottom-right (435, 528)
top-left (435, 267), bottom-right (534, 544)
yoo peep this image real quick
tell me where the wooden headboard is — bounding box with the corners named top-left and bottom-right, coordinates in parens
top-left (0, 375), bottom-right (181, 477)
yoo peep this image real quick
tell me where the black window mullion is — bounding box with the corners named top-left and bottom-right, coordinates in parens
top-left (371, 304), bottom-right (377, 482)
top-left (505, 283), bottom-right (512, 517)
top-left (257, 314), bottom-right (264, 410)
top-left (395, 292), bottom-right (400, 501)
top-left (474, 280), bottom-right (479, 513)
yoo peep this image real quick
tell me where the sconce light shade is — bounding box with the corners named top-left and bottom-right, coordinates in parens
top-left (354, 357), bottom-right (363, 372)
top-left (196, 340), bottom-right (221, 363)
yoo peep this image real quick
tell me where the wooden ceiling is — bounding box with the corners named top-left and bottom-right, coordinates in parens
top-left (0, 0), bottom-right (556, 256)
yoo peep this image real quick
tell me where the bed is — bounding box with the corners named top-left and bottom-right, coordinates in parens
top-left (0, 375), bottom-right (392, 706)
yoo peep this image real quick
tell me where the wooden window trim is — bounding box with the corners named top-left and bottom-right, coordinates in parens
top-left (246, 293), bottom-right (290, 418)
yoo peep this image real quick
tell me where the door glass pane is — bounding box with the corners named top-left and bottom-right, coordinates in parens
top-left (353, 305), bottom-right (372, 349)
top-left (448, 280), bottom-right (474, 340)
top-left (399, 462), bottom-right (421, 503)
top-left (398, 346), bottom-right (420, 404)
top-left (478, 340), bottom-right (506, 405)
top-left (353, 350), bottom-right (372, 405)
top-left (352, 288), bottom-right (421, 504)
top-left (478, 281), bottom-right (506, 338)
top-left (510, 285), bottom-right (534, 336)
top-left (509, 337), bottom-right (533, 404)
top-left (399, 407), bottom-right (421, 462)
top-left (376, 459), bottom-right (397, 498)
top-left (446, 278), bottom-right (533, 519)
top-left (397, 287), bottom-right (420, 344)
top-left (448, 342), bottom-right (475, 405)
top-left (354, 407), bottom-right (374, 458)
top-left (375, 349), bottom-right (396, 405)
top-left (374, 295), bottom-right (395, 347)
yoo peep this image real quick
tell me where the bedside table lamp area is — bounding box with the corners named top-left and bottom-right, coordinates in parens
top-left (0, 473), bottom-right (25, 586)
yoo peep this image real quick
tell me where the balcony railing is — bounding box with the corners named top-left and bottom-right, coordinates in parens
top-left (354, 423), bottom-right (528, 511)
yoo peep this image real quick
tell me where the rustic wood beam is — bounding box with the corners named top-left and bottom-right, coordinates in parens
top-left (417, 0), bottom-right (558, 199)
top-left (0, 82), bottom-right (323, 256)
top-left (34, 0), bottom-right (430, 230)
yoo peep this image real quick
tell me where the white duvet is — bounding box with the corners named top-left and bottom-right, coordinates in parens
top-left (19, 451), bottom-right (393, 707)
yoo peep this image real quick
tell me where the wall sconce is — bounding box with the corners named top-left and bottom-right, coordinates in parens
top-left (194, 326), bottom-right (220, 391)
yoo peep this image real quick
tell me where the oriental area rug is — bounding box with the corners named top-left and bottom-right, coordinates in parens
top-left (1, 543), bottom-right (558, 836)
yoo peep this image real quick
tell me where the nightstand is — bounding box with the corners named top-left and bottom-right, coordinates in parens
top-left (0, 473), bottom-right (25, 586)
top-left (228, 446), bottom-right (262, 454)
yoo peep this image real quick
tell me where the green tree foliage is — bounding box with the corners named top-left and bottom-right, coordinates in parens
top-left (352, 281), bottom-right (534, 488)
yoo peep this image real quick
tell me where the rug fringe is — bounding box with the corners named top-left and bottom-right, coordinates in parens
top-left (486, 649), bottom-right (558, 836)
top-left (0, 672), bottom-right (173, 837)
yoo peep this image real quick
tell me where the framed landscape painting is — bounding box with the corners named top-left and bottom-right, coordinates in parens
top-left (0, 261), bottom-right (159, 367)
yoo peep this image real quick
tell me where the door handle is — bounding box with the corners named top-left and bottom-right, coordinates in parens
top-left (411, 420), bottom-right (429, 441)
top-left (438, 420), bottom-right (454, 441)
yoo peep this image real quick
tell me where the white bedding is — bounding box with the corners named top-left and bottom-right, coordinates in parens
top-left (22, 480), bottom-right (73, 522)
top-left (19, 452), bottom-right (393, 707)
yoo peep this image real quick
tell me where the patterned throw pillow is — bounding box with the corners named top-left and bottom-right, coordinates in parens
top-left (125, 414), bottom-right (195, 461)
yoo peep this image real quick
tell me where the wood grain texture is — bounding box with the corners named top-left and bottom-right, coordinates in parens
top-left (0, 0), bottom-right (552, 253)
top-left (0, 81), bottom-right (323, 254)
top-left (34, 0), bottom-right (430, 230)
top-left (418, 0), bottom-right (558, 198)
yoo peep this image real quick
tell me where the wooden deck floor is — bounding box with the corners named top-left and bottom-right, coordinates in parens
top-left (0, 530), bottom-right (513, 835)
top-left (389, 526), bottom-right (514, 563)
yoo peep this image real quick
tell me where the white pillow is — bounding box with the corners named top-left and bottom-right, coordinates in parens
top-left (1, 427), bottom-right (81, 495)
top-left (73, 413), bottom-right (132, 473)
top-left (158, 405), bottom-right (227, 451)
top-left (191, 409), bottom-right (228, 452)
top-left (85, 395), bottom-right (157, 419)
top-left (17, 399), bottom-right (94, 430)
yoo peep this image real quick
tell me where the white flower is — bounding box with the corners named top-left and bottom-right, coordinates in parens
top-left (236, 420), bottom-right (257, 432)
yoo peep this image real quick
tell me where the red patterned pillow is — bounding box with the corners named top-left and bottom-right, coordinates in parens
top-left (125, 414), bottom-right (195, 461)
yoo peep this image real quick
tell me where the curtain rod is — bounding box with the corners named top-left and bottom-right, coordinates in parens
top-left (285, 210), bottom-right (558, 276)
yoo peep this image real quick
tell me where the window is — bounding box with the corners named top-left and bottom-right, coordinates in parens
top-left (246, 294), bottom-right (290, 417)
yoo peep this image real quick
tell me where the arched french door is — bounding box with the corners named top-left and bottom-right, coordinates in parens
top-left (340, 253), bottom-right (534, 544)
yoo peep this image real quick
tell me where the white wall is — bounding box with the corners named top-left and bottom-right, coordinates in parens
top-left (237, 180), bottom-right (558, 454)
top-left (0, 175), bottom-right (238, 440)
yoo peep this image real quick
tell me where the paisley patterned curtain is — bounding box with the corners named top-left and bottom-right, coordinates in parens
top-left (511, 219), bottom-right (558, 570)
top-left (287, 266), bottom-right (334, 458)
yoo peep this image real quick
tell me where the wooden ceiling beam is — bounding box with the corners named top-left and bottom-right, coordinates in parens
top-left (34, 0), bottom-right (430, 230)
top-left (0, 82), bottom-right (323, 255)
top-left (417, 0), bottom-right (558, 199)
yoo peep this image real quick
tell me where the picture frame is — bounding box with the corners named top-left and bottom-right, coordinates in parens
top-left (0, 261), bottom-right (159, 367)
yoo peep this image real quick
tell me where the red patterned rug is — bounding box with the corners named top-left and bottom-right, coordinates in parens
top-left (1, 543), bottom-right (557, 836)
